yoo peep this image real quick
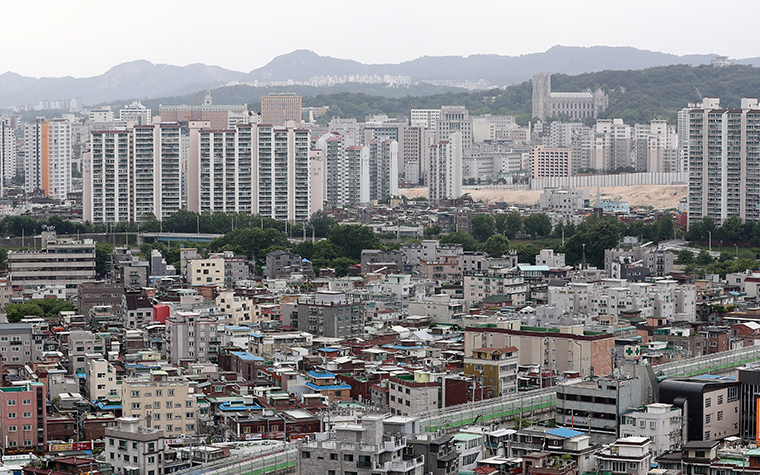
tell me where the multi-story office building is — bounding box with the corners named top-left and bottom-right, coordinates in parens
top-left (530, 145), bottom-right (571, 178)
top-left (532, 73), bottom-right (608, 120)
top-left (555, 376), bottom-right (645, 444)
top-left (429, 132), bottom-right (462, 203)
top-left (0, 382), bottom-right (47, 453)
top-left (24, 118), bottom-right (72, 199)
top-left (687, 97), bottom-right (760, 225)
top-left (119, 101), bottom-right (152, 125)
top-left (411, 109), bottom-right (441, 131)
top-left (437, 106), bottom-right (472, 150)
top-left (260, 93), bottom-right (302, 126)
top-left (158, 91), bottom-right (248, 129)
top-left (120, 371), bottom-right (196, 438)
top-left (8, 230), bottom-right (95, 293)
top-left (105, 417), bottom-right (165, 475)
top-left (660, 375), bottom-right (740, 441)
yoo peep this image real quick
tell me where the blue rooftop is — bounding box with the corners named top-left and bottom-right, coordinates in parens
top-left (225, 325), bottom-right (252, 331)
top-left (94, 400), bottom-right (122, 410)
top-left (230, 351), bottom-right (264, 362)
top-left (694, 374), bottom-right (735, 380)
top-left (219, 401), bottom-right (262, 411)
top-left (308, 371), bottom-right (336, 379)
top-left (547, 428), bottom-right (584, 438)
top-left (317, 348), bottom-right (340, 353)
top-left (305, 382), bottom-right (351, 391)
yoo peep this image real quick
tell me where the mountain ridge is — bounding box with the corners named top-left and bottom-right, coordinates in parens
top-left (0, 46), bottom-right (754, 107)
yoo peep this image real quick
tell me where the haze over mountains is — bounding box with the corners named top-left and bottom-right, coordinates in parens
top-left (0, 45), bottom-right (757, 108)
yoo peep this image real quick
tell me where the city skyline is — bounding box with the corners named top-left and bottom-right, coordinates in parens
top-left (3, 0), bottom-right (760, 78)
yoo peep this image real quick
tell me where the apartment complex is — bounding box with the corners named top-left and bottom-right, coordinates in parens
top-left (429, 131), bottom-right (463, 203)
top-left (24, 118), bottom-right (72, 199)
top-left (687, 97), bottom-right (760, 225)
top-left (297, 291), bottom-right (364, 339)
top-left (0, 116), bottom-right (16, 184)
top-left (463, 346), bottom-right (519, 397)
top-left (0, 382), bottom-right (47, 453)
top-left (83, 117), bottom-right (182, 223)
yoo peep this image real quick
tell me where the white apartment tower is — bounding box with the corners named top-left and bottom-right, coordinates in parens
top-left (253, 122), bottom-right (310, 222)
top-left (368, 139), bottom-right (399, 202)
top-left (83, 118), bottom-right (182, 223)
top-left (688, 97), bottom-right (760, 225)
top-left (188, 123), bottom-right (254, 214)
top-left (317, 133), bottom-right (367, 208)
top-left (0, 117), bottom-right (15, 185)
top-left (24, 118), bottom-right (72, 199)
top-left (429, 131), bottom-right (462, 202)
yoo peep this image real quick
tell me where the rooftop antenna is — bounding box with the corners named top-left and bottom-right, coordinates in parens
top-left (581, 243), bottom-right (587, 270)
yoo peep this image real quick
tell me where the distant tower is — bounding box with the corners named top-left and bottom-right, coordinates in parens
top-left (203, 89), bottom-right (212, 106)
top-left (532, 73), bottom-right (551, 119)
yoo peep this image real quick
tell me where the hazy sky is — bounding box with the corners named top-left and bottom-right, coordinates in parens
top-left (5, 0), bottom-right (759, 78)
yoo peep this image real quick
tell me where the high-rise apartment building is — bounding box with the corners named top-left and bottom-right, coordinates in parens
top-left (593, 119), bottom-right (631, 171)
top-left (402, 125), bottom-right (427, 185)
top-left (254, 123), bottom-right (310, 222)
top-left (368, 139), bottom-right (399, 202)
top-left (429, 131), bottom-right (463, 203)
top-left (83, 118), bottom-right (182, 223)
top-left (24, 118), bottom-right (72, 199)
top-left (688, 97), bottom-right (760, 225)
top-left (187, 123), bottom-right (254, 214)
top-left (260, 93), bottom-right (302, 126)
top-left (0, 117), bottom-right (16, 184)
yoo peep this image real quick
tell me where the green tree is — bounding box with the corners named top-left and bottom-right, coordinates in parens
top-left (439, 231), bottom-right (478, 251)
top-left (309, 211), bottom-right (337, 238)
top-left (482, 234), bottom-right (510, 258)
top-left (471, 214), bottom-right (495, 242)
top-left (5, 299), bottom-right (75, 323)
top-left (563, 216), bottom-right (621, 268)
top-left (327, 225), bottom-right (381, 260)
top-left (720, 216), bottom-right (743, 243)
top-left (138, 213), bottom-right (162, 232)
top-left (95, 242), bottom-right (114, 277)
top-left (207, 228), bottom-right (289, 266)
top-left (523, 214), bottom-right (552, 239)
top-left (330, 257), bottom-right (358, 276)
top-left (695, 249), bottom-right (713, 265)
top-left (676, 249), bottom-right (694, 264)
top-left (423, 225), bottom-right (442, 238)
top-left (502, 213), bottom-right (523, 239)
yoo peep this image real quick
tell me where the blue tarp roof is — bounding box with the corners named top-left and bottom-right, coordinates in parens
top-left (546, 428), bottom-right (584, 438)
top-left (230, 351), bottom-right (264, 362)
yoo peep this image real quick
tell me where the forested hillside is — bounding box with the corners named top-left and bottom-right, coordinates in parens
top-left (101, 63), bottom-right (760, 126)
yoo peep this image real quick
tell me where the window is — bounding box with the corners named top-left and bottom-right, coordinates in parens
top-left (186, 412), bottom-right (194, 419)
top-left (7, 413), bottom-right (15, 419)
top-left (155, 390), bottom-right (162, 397)
top-left (7, 400), bottom-right (15, 406)
top-left (344, 454), bottom-right (354, 462)
top-left (650, 421), bottom-right (656, 429)
top-left (186, 401), bottom-right (193, 408)
top-left (7, 426), bottom-right (16, 432)
top-left (728, 387), bottom-right (739, 402)
top-left (718, 395), bottom-right (724, 405)
top-left (168, 390), bottom-right (175, 396)
top-left (301, 451), bottom-right (310, 459)
top-left (705, 414), bottom-right (711, 424)
top-left (705, 398), bottom-right (711, 408)
top-left (718, 411), bottom-right (723, 421)
top-left (22, 399), bottom-right (30, 405)
top-left (330, 453), bottom-right (338, 460)
top-left (22, 412), bottom-right (30, 418)
top-left (132, 403), bottom-right (141, 410)
top-left (131, 391), bottom-right (140, 398)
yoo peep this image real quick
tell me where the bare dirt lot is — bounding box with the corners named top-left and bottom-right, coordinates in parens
top-left (400, 185), bottom-right (687, 209)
